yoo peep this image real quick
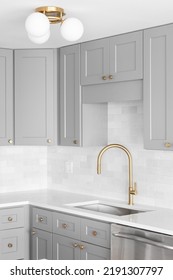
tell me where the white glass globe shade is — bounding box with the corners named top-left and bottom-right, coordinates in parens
top-left (60, 18), bottom-right (84, 41)
top-left (25, 12), bottom-right (50, 37)
top-left (28, 30), bottom-right (50, 44)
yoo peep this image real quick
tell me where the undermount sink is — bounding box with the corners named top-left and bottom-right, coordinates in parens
top-left (75, 203), bottom-right (146, 216)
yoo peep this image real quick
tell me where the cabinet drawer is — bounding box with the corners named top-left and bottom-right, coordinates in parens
top-left (53, 212), bottom-right (80, 239)
top-left (0, 207), bottom-right (24, 230)
top-left (32, 207), bottom-right (52, 232)
top-left (0, 228), bottom-right (24, 260)
top-left (81, 219), bottom-right (110, 248)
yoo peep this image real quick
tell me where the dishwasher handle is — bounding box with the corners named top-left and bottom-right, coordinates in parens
top-left (112, 232), bottom-right (173, 251)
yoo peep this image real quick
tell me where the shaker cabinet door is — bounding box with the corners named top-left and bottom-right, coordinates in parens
top-left (0, 49), bottom-right (13, 146)
top-left (15, 49), bottom-right (55, 145)
top-left (60, 45), bottom-right (81, 146)
top-left (144, 24), bottom-right (173, 150)
top-left (109, 31), bottom-right (143, 82)
top-left (81, 38), bottom-right (109, 85)
top-left (31, 228), bottom-right (52, 260)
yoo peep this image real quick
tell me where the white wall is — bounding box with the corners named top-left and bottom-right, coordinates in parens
top-left (0, 146), bottom-right (47, 193)
top-left (47, 101), bottom-right (173, 209)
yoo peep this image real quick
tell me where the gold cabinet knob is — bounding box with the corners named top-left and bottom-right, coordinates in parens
top-left (8, 139), bottom-right (13, 144)
top-left (31, 230), bottom-right (36, 235)
top-left (73, 243), bottom-right (78, 248)
top-left (8, 217), bottom-right (13, 222)
top-left (38, 217), bottom-right (44, 222)
top-left (109, 75), bottom-right (113, 80)
top-left (62, 223), bottom-right (68, 229)
top-left (8, 243), bottom-right (13, 248)
top-left (79, 244), bottom-right (85, 250)
top-left (47, 139), bottom-right (52, 144)
top-left (92, 230), bottom-right (97, 236)
top-left (102, 75), bottom-right (107, 80)
top-left (165, 142), bottom-right (171, 148)
top-left (73, 140), bottom-right (77, 145)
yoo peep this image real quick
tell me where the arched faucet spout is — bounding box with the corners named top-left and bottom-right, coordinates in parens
top-left (97, 144), bottom-right (137, 205)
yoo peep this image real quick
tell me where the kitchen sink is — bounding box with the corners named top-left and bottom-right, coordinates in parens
top-left (75, 203), bottom-right (146, 216)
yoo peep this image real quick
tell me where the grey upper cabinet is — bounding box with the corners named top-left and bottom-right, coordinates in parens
top-left (144, 24), bottom-right (173, 150)
top-left (15, 49), bottom-right (56, 145)
top-left (81, 31), bottom-right (143, 85)
top-left (0, 49), bottom-right (13, 146)
top-left (60, 44), bottom-right (81, 146)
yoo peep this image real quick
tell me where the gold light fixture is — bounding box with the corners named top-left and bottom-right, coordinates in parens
top-left (25, 6), bottom-right (84, 44)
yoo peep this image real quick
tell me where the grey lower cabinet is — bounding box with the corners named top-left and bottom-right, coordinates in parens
top-left (144, 24), bottom-right (173, 150)
top-left (31, 207), bottom-right (110, 260)
top-left (81, 31), bottom-right (143, 85)
top-left (0, 49), bottom-right (13, 146)
top-left (60, 44), bottom-right (81, 146)
top-left (14, 49), bottom-right (57, 145)
top-left (0, 207), bottom-right (26, 260)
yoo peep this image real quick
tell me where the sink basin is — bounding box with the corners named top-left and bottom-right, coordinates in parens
top-left (75, 203), bottom-right (145, 216)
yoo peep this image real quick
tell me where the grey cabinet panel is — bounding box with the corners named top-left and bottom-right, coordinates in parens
top-left (32, 207), bottom-right (52, 232)
top-left (53, 212), bottom-right (80, 239)
top-left (109, 31), bottom-right (143, 81)
top-left (81, 38), bottom-right (109, 85)
top-left (53, 234), bottom-right (80, 260)
top-left (80, 242), bottom-right (110, 260)
top-left (31, 228), bottom-right (52, 260)
top-left (144, 24), bottom-right (173, 150)
top-left (81, 218), bottom-right (110, 248)
top-left (0, 207), bottom-right (24, 230)
top-left (60, 45), bottom-right (81, 146)
top-left (81, 31), bottom-right (143, 86)
top-left (0, 49), bottom-right (13, 146)
top-left (15, 49), bottom-right (55, 145)
top-left (0, 228), bottom-right (24, 260)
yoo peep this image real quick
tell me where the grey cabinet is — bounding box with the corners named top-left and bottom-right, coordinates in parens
top-left (0, 49), bottom-right (13, 146)
top-left (144, 24), bottom-right (173, 150)
top-left (31, 207), bottom-right (110, 260)
top-left (31, 207), bottom-right (53, 259)
top-left (31, 228), bottom-right (52, 260)
top-left (60, 45), bottom-right (81, 146)
top-left (15, 49), bottom-right (56, 145)
top-left (81, 31), bottom-right (143, 85)
top-left (0, 207), bottom-right (26, 260)
top-left (53, 234), bottom-right (110, 260)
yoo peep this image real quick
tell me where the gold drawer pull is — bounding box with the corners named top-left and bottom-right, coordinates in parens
top-left (102, 75), bottom-right (107, 80)
top-left (165, 142), bottom-right (171, 148)
top-left (73, 140), bottom-right (77, 145)
top-left (8, 217), bottom-right (13, 222)
top-left (32, 230), bottom-right (36, 235)
top-left (109, 75), bottom-right (113, 80)
top-left (47, 139), bottom-right (52, 144)
top-left (73, 243), bottom-right (78, 248)
top-left (38, 217), bottom-right (44, 222)
top-left (62, 223), bottom-right (68, 229)
top-left (92, 230), bottom-right (97, 236)
top-left (79, 244), bottom-right (85, 250)
top-left (8, 243), bottom-right (13, 248)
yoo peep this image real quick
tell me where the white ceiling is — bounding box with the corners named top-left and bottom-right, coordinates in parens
top-left (1, 0), bottom-right (173, 49)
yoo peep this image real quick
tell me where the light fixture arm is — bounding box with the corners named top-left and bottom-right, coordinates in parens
top-left (35, 6), bottom-right (65, 24)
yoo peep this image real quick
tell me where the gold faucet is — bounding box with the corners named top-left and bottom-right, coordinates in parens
top-left (97, 144), bottom-right (137, 205)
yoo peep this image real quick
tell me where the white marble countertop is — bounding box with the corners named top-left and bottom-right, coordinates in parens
top-left (0, 189), bottom-right (173, 236)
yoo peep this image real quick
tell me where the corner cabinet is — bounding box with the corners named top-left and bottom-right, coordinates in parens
top-left (14, 49), bottom-right (57, 145)
top-left (0, 49), bottom-right (13, 146)
top-left (60, 45), bottom-right (81, 146)
top-left (144, 24), bottom-right (173, 150)
top-left (81, 31), bottom-right (143, 85)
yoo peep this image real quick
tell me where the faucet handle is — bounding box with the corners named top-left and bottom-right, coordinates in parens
top-left (130, 182), bottom-right (137, 195)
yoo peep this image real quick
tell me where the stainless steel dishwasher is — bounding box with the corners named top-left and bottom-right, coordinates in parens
top-left (111, 224), bottom-right (173, 259)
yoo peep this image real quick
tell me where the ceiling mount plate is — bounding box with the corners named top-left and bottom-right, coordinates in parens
top-left (35, 6), bottom-right (65, 24)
